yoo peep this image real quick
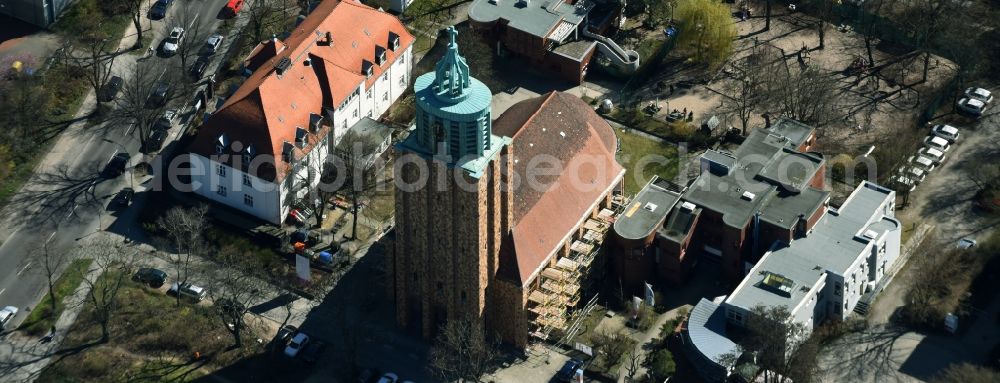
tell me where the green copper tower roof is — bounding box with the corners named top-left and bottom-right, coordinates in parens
top-left (402, 26), bottom-right (499, 178)
top-left (433, 27), bottom-right (473, 103)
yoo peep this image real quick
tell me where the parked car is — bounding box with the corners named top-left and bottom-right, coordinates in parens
top-left (98, 75), bottom-right (124, 102)
top-left (918, 147), bottom-right (947, 164)
top-left (958, 237), bottom-right (977, 249)
top-left (190, 56), bottom-right (209, 79)
top-left (284, 332), bottom-right (310, 357)
top-left (907, 155), bottom-right (936, 172)
top-left (0, 306), bottom-right (18, 330)
top-left (149, 81), bottom-right (171, 107)
top-left (162, 27), bottom-right (185, 56)
top-left (134, 268), bottom-right (167, 288)
top-left (956, 97), bottom-right (987, 117)
top-left (965, 87), bottom-right (993, 104)
top-left (556, 358), bottom-right (585, 382)
top-left (114, 187), bottom-right (135, 207)
top-left (155, 109), bottom-right (179, 130)
top-left (142, 128), bottom-right (168, 153)
top-left (901, 166), bottom-right (926, 183)
top-left (168, 282), bottom-right (207, 301)
top-left (890, 174), bottom-right (916, 192)
top-left (923, 136), bottom-right (951, 152)
top-left (376, 373), bottom-right (399, 383)
top-left (930, 124), bottom-right (960, 143)
top-left (300, 340), bottom-right (327, 364)
top-left (224, 0), bottom-right (245, 15)
top-left (148, 0), bottom-right (172, 19)
top-left (104, 151), bottom-right (131, 177)
top-left (203, 34), bottom-right (224, 55)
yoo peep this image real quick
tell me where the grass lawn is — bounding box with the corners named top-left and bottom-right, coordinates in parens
top-left (37, 271), bottom-right (263, 383)
top-left (19, 259), bottom-right (93, 336)
top-left (616, 129), bottom-right (679, 196)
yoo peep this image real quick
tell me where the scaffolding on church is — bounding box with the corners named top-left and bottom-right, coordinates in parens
top-left (527, 194), bottom-right (632, 342)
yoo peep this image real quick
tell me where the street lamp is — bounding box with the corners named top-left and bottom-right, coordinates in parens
top-left (103, 138), bottom-right (134, 190)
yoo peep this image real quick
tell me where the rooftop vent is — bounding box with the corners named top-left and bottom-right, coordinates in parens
top-left (741, 191), bottom-right (756, 201)
top-left (643, 202), bottom-right (658, 212)
top-left (274, 57), bottom-right (292, 75)
top-left (680, 202), bottom-right (696, 212)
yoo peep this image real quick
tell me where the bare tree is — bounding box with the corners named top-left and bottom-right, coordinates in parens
top-left (116, 0), bottom-right (146, 49)
top-left (323, 130), bottom-right (389, 239)
top-left (208, 250), bottom-right (270, 348)
top-left (428, 319), bottom-right (501, 383)
top-left (246, 0), bottom-right (282, 45)
top-left (724, 305), bottom-right (819, 383)
top-left (768, 67), bottom-right (839, 127)
top-left (719, 43), bottom-right (784, 135)
top-left (38, 235), bottom-right (69, 321)
top-left (80, 237), bottom-right (139, 343)
top-left (623, 350), bottom-right (642, 382)
top-left (111, 61), bottom-right (171, 150)
top-left (66, 36), bottom-right (118, 111)
top-left (156, 204), bottom-right (209, 306)
top-left (170, 7), bottom-right (210, 85)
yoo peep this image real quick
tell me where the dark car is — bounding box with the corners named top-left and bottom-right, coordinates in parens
top-left (555, 358), bottom-right (584, 382)
top-left (148, 81), bottom-right (171, 107)
top-left (135, 268), bottom-right (167, 287)
top-left (114, 187), bottom-right (135, 207)
top-left (276, 324), bottom-right (298, 343)
top-left (104, 152), bottom-right (131, 177)
top-left (190, 56), bottom-right (209, 79)
top-left (148, 0), bottom-right (172, 20)
top-left (142, 128), bottom-right (168, 153)
top-left (300, 340), bottom-right (327, 364)
top-left (99, 75), bottom-right (123, 102)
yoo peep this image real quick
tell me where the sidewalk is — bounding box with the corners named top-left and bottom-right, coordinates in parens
top-left (0, 245), bottom-right (106, 382)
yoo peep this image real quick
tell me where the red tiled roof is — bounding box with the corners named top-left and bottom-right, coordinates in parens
top-left (494, 92), bottom-right (624, 284)
top-left (189, 0), bottom-right (414, 182)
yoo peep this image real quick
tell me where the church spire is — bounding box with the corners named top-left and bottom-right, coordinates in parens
top-left (432, 26), bottom-right (471, 103)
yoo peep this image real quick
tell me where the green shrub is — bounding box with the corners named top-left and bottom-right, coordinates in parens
top-left (648, 348), bottom-right (676, 380)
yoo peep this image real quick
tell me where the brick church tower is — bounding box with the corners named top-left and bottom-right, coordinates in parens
top-left (390, 27), bottom-right (512, 339)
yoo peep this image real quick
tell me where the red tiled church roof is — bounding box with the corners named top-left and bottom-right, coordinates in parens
top-left (494, 91), bottom-right (624, 284)
top-left (189, 0), bottom-right (414, 182)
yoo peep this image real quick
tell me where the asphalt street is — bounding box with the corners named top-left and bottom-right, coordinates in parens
top-left (0, 0), bottom-right (232, 331)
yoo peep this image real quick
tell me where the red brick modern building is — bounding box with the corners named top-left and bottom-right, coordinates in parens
top-left (612, 119), bottom-right (828, 294)
top-left (467, 0), bottom-right (636, 83)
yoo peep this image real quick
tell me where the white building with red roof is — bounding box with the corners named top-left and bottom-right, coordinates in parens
top-left (187, 0), bottom-right (413, 224)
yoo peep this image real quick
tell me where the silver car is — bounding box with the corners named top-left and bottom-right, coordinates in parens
top-left (964, 87), bottom-right (993, 104)
top-left (930, 124), bottom-right (959, 143)
top-left (956, 97), bottom-right (986, 117)
top-left (203, 34), bottom-right (224, 55)
top-left (0, 306), bottom-right (18, 330)
top-left (907, 155), bottom-right (936, 172)
top-left (923, 136), bottom-right (951, 152)
top-left (162, 27), bottom-right (185, 55)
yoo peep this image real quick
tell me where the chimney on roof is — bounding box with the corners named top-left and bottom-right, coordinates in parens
top-left (303, 58), bottom-right (311, 67)
top-left (275, 57), bottom-right (292, 76)
top-left (326, 31), bottom-right (333, 45)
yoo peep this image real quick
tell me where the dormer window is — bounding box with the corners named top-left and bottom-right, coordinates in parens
top-left (282, 142), bottom-right (294, 163)
top-left (215, 134), bottom-right (228, 154)
top-left (375, 45), bottom-right (386, 66)
top-left (362, 59), bottom-right (373, 78)
top-left (309, 113), bottom-right (323, 133)
top-left (295, 127), bottom-right (308, 148)
top-left (388, 32), bottom-right (400, 51)
top-left (242, 144), bottom-right (256, 166)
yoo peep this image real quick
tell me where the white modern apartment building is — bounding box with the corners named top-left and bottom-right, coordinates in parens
top-left (186, 0), bottom-right (413, 224)
top-left (684, 181), bottom-right (901, 382)
top-left (724, 181), bottom-right (901, 328)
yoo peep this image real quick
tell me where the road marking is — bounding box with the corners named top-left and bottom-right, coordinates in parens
top-left (46, 231), bottom-right (56, 245)
top-left (188, 13), bottom-right (201, 30)
top-left (18, 262), bottom-right (32, 275)
top-left (0, 288), bottom-right (5, 296)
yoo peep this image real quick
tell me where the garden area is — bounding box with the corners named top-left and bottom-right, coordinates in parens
top-left (37, 271), bottom-right (265, 382)
top-left (615, 129), bottom-right (681, 195)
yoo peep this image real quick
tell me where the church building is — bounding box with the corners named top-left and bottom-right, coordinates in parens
top-left (389, 27), bottom-right (627, 347)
